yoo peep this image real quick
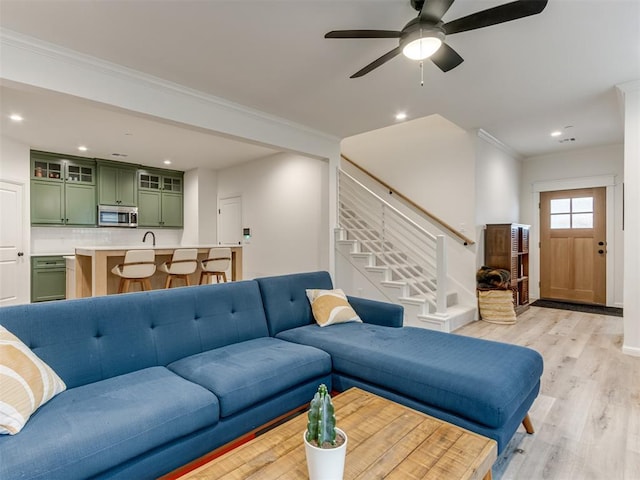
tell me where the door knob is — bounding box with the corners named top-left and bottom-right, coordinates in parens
top-left (598, 241), bottom-right (605, 246)
top-left (598, 249), bottom-right (605, 254)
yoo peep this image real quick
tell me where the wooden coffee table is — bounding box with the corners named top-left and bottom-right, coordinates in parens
top-left (178, 387), bottom-right (497, 479)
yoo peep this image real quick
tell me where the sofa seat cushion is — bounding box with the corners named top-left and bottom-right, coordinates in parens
top-left (0, 367), bottom-right (219, 480)
top-left (168, 337), bottom-right (332, 418)
top-left (276, 323), bottom-right (543, 429)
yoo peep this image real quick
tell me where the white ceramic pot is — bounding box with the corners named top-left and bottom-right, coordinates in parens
top-left (303, 427), bottom-right (348, 480)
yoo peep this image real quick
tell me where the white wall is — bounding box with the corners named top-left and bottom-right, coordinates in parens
top-left (520, 144), bottom-right (624, 306)
top-left (217, 152), bottom-right (329, 279)
top-left (474, 130), bottom-right (522, 269)
top-left (619, 81), bottom-right (640, 356)
top-left (0, 136), bottom-right (30, 183)
top-left (182, 167), bottom-right (218, 245)
top-left (341, 114), bottom-right (476, 238)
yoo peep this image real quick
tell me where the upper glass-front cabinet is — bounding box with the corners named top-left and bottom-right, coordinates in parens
top-left (66, 163), bottom-right (94, 184)
top-left (138, 170), bottom-right (182, 192)
top-left (163, 176), bottom-right (182, 193)
top-left (31, 152), bottom-right (95, 185)
top-left (139, 172), bottom-right (161, 190)
top-left (33, 158), bottom-right (63, 181)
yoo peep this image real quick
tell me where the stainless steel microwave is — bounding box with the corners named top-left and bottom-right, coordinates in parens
top-left (97, 205), bottom-right (138, 227)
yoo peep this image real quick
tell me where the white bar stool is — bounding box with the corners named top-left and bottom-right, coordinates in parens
top-left (159, 248), bottom-right (198, 288)
top-left (111, 249), bottom-right (156, 293)
top-left (199, 247), bottom-right (231, 284)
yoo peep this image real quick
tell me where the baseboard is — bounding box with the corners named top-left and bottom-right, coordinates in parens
top-left (622, 344), bottom-right (640, 357)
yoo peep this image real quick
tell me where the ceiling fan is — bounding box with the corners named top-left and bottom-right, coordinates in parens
top-left (325, 0), bottom-right (548, 78)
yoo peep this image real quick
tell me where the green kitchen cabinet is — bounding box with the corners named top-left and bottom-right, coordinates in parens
top-left (138, 190), bottom-right (162, 226)
top-left (137, 169), bottom-right (183, 227)
top-left (31, 151), bottom-right (96, 226)
top-left (66, 183), bottom-right (97, 225)
top-left (160, 192), bottom-right (183, 227)
top-left (98, 163), bottom-right (137, 206)
top-left (31, 180), bottom-right (65, 224)
top-left (31, 256), bottom-right (66, 302)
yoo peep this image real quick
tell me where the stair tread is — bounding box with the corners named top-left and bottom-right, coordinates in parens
top-left (417, 304), bottom-right (475, 318)
top-left (364, 266), bottom-right (388, 272)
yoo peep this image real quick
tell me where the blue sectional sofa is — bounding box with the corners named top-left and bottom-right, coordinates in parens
top-left (0, 271), bottom-right (543, 479)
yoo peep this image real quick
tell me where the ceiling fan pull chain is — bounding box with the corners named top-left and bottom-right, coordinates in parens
top-left (420, 60), bottom-right (424, 87)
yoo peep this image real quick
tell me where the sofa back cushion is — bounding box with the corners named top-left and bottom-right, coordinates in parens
top-left (0, 280), bottom-right (269, 389)
top-left (256, 271), bottom-right (333, 336)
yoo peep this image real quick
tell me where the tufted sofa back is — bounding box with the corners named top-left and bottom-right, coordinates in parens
top-left (0, 280), bottom-right (269, 389)
top-left (256, 271), bottom-right (334, 336)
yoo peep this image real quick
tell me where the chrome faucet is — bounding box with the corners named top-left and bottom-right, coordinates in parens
top-left (142, 231), bottom-right (156, 247)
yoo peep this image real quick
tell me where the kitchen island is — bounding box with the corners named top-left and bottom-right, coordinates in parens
top-left (74, 245), bottom-right (242, 298)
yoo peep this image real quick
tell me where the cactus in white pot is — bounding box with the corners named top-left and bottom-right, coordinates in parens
top-left (303, 384), bottom-right (348, 480)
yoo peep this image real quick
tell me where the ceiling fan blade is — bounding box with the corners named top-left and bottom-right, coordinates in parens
top-left (350, 47), bottom-right (402, 78)
top-left (430, 42), bottom-right (464, 72)
top-left (419, 0), bottom-right (455, 23)
top-left (443, 0), bottom-right (548, 35)
top-left (325, 30), bottom-right (401, 39)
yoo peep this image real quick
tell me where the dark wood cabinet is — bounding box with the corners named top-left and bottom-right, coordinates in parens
top-left (484, 223), bottom-right (530, 313)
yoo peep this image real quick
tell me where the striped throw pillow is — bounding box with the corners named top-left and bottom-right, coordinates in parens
top-left (0, 325), bottom-right (66, 435)
top-left (306, 289), bottom-right (362, 327)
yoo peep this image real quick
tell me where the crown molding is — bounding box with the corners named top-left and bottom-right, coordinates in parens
top-left (475, 128), bottom-right (522, 160)
top-left (0, 29), bottom-right (340, 146)
top-left (616, 79), bottom-right (640, 94)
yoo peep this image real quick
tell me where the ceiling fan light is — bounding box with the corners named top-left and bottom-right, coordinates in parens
top-left (402, 36), bottom-right (442, 60)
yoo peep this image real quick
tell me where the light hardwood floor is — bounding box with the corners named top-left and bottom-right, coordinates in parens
top-left (456, 306), bottom-right (640, 480)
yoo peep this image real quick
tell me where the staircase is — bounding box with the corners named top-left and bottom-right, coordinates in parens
top-left (336, 170), bottom-right (475, 332)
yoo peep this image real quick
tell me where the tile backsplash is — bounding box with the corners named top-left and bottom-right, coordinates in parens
top-left (31, 227), bottom-right (184, 255)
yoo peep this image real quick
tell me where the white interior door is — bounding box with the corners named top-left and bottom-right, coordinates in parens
top-left (218, 196), bottom-right (242, 245)
top-left (0, 181), bottom-right (28, 306)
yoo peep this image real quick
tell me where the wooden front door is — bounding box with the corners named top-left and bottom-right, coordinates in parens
top-left (540, 187), bottom-right (606, 304)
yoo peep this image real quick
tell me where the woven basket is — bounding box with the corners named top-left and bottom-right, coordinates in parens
top-left (477, 289), bottom-right (516, 324)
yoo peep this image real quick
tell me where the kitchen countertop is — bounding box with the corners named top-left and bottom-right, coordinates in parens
top-left (75, 244), bottom-right (241, 252)
top-left (73, 245), bottom-right (243, 298)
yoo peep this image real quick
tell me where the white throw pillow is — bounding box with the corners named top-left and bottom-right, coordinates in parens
top-left (0, 325), bottom-right (66, 435)
top-left (306, 289), bottom-right (362, 327)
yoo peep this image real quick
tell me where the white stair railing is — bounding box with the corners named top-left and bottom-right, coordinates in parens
top-left (338, 170), bottom-right (447, 315)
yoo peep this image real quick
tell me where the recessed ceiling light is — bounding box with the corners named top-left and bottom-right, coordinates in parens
top-left (163, 160), bottom-right (172, 165)
top-left (550, 131), bottom-right (562, 137)
top-left (9, 114), bottom-right (23, 122)
top-left (395, 112), bottom-right (407, 121)
top-left (78, 146), bottom-right (88, 152)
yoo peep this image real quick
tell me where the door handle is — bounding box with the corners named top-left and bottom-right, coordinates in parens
top-left (598, 249), bottom-right (605, 254)
top-left (17, 252), bottom-right (24, 257)
top-left (598, 241), bottom-right (605, 246)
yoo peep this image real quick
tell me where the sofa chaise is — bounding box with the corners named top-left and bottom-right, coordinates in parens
top-left (0, 271), bottom-right (543, 479)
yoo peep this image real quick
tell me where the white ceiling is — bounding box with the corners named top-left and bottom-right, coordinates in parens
top-left (1, 0), bottom-right (639, 170)
top-left (0, 82), bottom-right (280, 170)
